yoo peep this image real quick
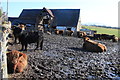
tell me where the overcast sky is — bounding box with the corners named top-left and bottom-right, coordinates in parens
top-left (1, 0), bottom-right (119, 27)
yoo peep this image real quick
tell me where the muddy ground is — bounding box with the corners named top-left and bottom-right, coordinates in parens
top-left (7, 34), bottom-right (120, 80)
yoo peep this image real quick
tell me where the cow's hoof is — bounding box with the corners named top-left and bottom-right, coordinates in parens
top-left (34, 49), bottom-right (37, 51)
top-left (19, 49), bottom-right (24, 51)
top-left (24, 49), bottom-right (27, 51)
top-left (14, 42), bottom-right (17, 44)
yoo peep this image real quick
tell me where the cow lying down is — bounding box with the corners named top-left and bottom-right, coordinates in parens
top-left (7, 50), bottom-right (28, 73)
top-left (19, 31), bottom-right (43, 51)
top-left (54, 29), bottom-right (64, 35)
top-left (83, 37), bottom-right (107, 52)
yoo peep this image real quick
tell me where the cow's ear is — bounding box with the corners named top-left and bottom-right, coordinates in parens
top-left (6, 53), bottom-right (9, 56)
top-left (6, 52), bottom-right (11, 56)
top-left (19, 53), bottom-right (23, 57)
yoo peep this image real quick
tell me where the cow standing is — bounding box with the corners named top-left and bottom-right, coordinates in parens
top-left (12, 27), bottom-right (22, 43)
top-left (12, 24), bottom-right (25, 43)
top-left (19, 31), bottom-right (44, 51)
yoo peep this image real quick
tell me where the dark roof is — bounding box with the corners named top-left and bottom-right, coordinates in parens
top-left (13, 9), bottom-right (80, 27)
top-left (18, 9), bottom-right (42, 24)
top-left (8, 17), bottom-right (18, 22)
top-left (51, 9), bottom-right (80, 27)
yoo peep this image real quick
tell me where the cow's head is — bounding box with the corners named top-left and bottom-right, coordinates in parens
top-left (7, 50), bottom-right (22, 65)
top-left (83, 37), bottom-right (90, 42)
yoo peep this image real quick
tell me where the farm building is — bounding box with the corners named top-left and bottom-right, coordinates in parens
top-left (8, 17), bottom-right (18, 23)
top-left (8, 17), bottom-right (18, 25)
top-left (9, 7), bottom-right (81, 31)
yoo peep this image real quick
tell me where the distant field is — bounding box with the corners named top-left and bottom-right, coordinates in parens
top-left (82, 26), bottom-right (120, 38)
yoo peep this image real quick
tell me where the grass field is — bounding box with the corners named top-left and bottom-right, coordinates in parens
top-left (81, 26), bottom-right (120, 38)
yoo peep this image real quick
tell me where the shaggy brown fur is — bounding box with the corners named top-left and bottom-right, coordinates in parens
top-left (14, 54), bottom-right (27, 73)
top-left (7, 50), bottom-right (27, 73)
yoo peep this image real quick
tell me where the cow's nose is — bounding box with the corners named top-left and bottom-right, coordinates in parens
top-left (12, 60), bottom-right (18, 64)
top-left (15, 67), bottom-right (20, 73)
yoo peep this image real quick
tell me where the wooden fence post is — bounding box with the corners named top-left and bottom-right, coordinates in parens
top-left (0, 21), bottom-right (11, 79)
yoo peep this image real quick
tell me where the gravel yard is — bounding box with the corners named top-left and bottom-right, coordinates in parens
top-left (8, 34), bottom-right (120, 80)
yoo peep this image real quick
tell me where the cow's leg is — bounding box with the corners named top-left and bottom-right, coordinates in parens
top-left (40, 40), bottom-right (43, 50)
top-left (14, 36), bottom-right (17, 43)
top-left (18, 38), bottom-right (20, 44)
top-left (24, 44), bottom-right (28, 51)
top-left (14, 64), bottom-right (17, 73)
top-left (20, 44), bottom-right (24, 51)
top-left (83, 43), bottom-right (86, 49)
top-left (34, 42), bottom-right (39, 51)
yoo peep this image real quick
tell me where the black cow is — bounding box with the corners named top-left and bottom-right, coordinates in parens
top-left (100, 34), bottom-right (115, 40)
top-left (19, 31), bottom-right (43, 51)
top-left (93, 34), bottom-right (101, 40)
top-left (12, 27), bottom-right (22, 43)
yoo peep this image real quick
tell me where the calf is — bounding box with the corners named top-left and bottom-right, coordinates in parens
top-left (83, 37), bottom-right (107, 52)
top-left (19, 31), bottom-right (43, 51)
top-left (14, 54), bottom-right (27, 73)
top-left (7, 50), bottom-right (27, 73)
